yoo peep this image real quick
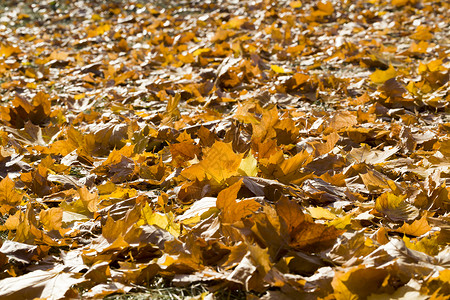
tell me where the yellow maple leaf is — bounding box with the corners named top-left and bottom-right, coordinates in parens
top-left (138, 203), bottom-right (180, 237)
top-left (332, 265), bottom-right (390, 300)
top-left (370, 64), bottom-right (397, 84)
top-left (289, 1), bottom-right (302, 8)
top-left (39, 207), bottom-right (63, 232)
top-left (271, 65), bottom-right (292, 74)
top-left (410, 25), bottom-right (433, 41)
top-left (238, 153), bottom-right (259, 177)
top-left (307, 206), bottom-right (336, 220)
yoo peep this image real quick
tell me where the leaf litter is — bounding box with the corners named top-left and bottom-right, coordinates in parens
top-left (0, 0), bottom-right (449, 299)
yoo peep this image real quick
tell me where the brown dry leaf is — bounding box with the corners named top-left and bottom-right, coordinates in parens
top-left (83, 282), bottom-right (133, 299)
top-left (170, 131), bottom-right (201, 167)
top-left (308, 132), bottom-right (339, 157)
top-left (375, 193), bottom-right (419, 222)
top-left (420, 269), bottom-right (450, 298)
top-left (252, 107), bottom-right (279, 143)
top-left (60, 187), bottom-right (99, 217)
top-left (0, 0), bottom-right (449, 298)
top-left (0, 240), bottom-right (38, 264)
top-left (260, 149), bottom-right (313, 184)
top-left (348, 145), bottom-right (399, 165)
top-left (326, 111), bottom-right (357, 131)
top-left (332, 265), bottom-right (392, 300)
top-left (360, 169), bottom-right (397, 193)
top-left (276, 197), bottom-right (306, 234)
top-left (289, 222), bottom-right (344, 252)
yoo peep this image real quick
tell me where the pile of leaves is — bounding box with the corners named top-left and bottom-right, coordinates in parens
top-left (0, 0), bottom-right (449, 298)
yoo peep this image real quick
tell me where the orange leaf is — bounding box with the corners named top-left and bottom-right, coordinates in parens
top-left (332, 265), bottom-right (390, 300)
top-left (0, 176), bottom-right (23, 215)
top-left (181, 141), bottom-right (243, 184)
top-left (276, 197), bottom-right (306, 234)
top-left (217, 179), bottom-right (260, 223)
top-left (289, 222), bottom-right (343, 252)
top-left (327, 111), bottom-right (358, 131)
top-left (39, 207), bottom-right (63, 232)
top-left (396, 216), bottom-right (432, 237)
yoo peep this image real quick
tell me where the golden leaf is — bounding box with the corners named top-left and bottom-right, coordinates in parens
top-left (332, 265), bottom-right (390, 300)
top-left (238, 153), bottom-right (259, 177)
top-left (39, 207), bottom-right (63, 232)
top-left (307, 206), bottom-right (336, 220)
top-left (289, 1), bottom-right (302, 8)
top-left (410, 25), bottom-right (433, 41)
top-left (0, 176), bottom-right (23, 215)
top-left (370, 64), bottom-right (397, 84)
top-left (139, 203), bottom-right (180, 237)
top-left (271, 65), bottom-right (292, 74)
top-left (181, 141), bottom-right (243, 184)
top-left (216, 179), bottom-right (260, 223)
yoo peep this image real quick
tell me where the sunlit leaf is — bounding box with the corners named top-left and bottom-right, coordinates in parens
top-left (181, 141), bottom-right (243, 184)
top-left (0, 176), bottom-right (23, 215)
top-left (370, 64), bottom-right (397, 84)
top-left (395, 216), bottom-right (432, 237)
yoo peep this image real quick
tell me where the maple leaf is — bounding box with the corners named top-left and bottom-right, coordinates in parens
top-left (60, 187), bottom-right (99, 217)
top-left (0, 265), bottom-right (85, 300)
top-left (370, 65), bottom-right (397, 84)
top-left (0, 0), bottom-right (449, 297)
top-left (0, 176), bottom-right (23, 215)
top-left (289, 222), bottom-right (344, 252)
top-left (169, 131), bottom-right (201, 167)
top-left (375, 192), bottom-right (419, 222)
top-left (216, 179), bottom-right (261, 224)
top-left (395, 215), bottom-right (432, 237)
top-left (39, 207), bottom-right (63, 232)
top-left (181, 141), bottom-right (243, 184)
top-left (332, 265), bottom-right (393, 300)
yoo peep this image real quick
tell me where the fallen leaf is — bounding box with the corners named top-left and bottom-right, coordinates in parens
top-left (181, 141), bottom-right (243, 184)
top-left (375, 193), bottom-right (419, 222)
top-left (370, 65), bottom-right (397, 84)
top-left (395, 216), bottom-right (432, 237)
top-left (0, 176), bottom-right (23, 214)
top-left (0, 265), bottom-right (85, 300)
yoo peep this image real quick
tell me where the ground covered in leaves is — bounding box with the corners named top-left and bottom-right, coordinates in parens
top-left (0, 0), bottom-right (449, 299)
